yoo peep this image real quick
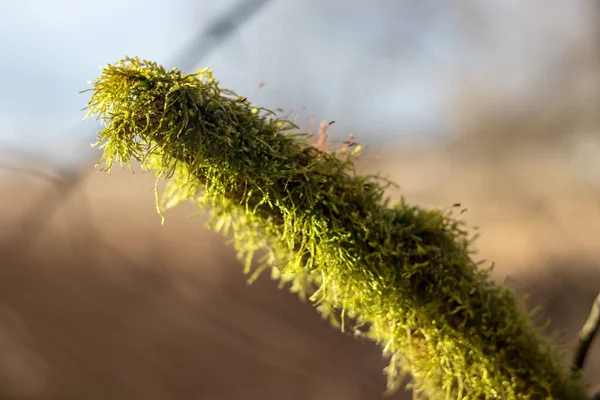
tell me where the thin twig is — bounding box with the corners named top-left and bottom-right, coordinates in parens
top-left (1, 167), bottom-right (91, 258)
top-left (0, 163), bottom-right (63, 184)
top-left (169, 0), bottom-right (274, 72)
top-left (572, 292), bottom-right (600, 375)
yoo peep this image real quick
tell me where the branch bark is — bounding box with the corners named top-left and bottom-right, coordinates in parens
top-left (572, 292), bottom-right (600, 375)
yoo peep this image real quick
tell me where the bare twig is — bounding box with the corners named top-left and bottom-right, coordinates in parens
top-left (169, 0), bottom-right (274, 72)
top-left (0, 163), bottom-right (63, 184)
top-left (1, 166), bottom-right (91, 258)
top-left (572, 292), bottom-right (600, 375)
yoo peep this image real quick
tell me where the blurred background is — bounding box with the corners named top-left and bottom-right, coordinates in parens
top-left (0, 0), bottom-right (599, 398)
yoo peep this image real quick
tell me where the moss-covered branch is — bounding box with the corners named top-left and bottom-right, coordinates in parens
top-left (82, 57), bottom-right (589, 399)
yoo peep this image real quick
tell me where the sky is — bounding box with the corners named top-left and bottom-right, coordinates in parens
top-left (0, 0), bottom-right (594, 170)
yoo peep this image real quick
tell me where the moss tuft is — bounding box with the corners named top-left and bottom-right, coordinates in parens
top-left (83, 57), bottom-right (587, 399)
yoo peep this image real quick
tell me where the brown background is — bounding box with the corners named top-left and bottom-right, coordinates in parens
top-left (1, 139), bottom-right (599, 399)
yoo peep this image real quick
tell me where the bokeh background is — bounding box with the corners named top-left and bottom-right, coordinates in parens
top-left (0, 1), bottom-right (599, 398)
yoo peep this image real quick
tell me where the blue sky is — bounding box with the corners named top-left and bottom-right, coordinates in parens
top-left (0, 0), bottom-right (592, 168)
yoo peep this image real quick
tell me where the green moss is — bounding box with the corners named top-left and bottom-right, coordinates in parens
top-left (83, 57), bottom-right (587, 399)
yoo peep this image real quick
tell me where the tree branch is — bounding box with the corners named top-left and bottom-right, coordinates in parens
top-left (572, 292), bottom-right (600, 374)
top-left (82, 57), bottom-right (591, 400)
